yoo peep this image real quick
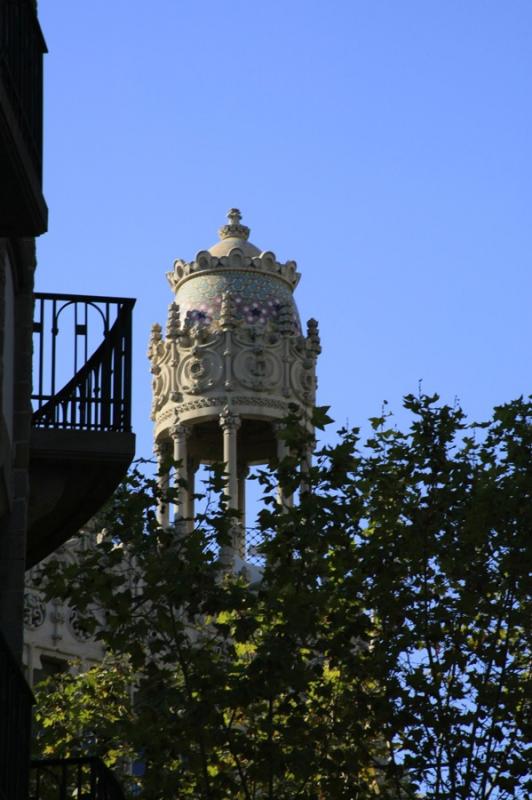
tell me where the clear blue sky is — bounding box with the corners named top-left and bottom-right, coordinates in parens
top-left (37, 1), bottom-right (531, 459)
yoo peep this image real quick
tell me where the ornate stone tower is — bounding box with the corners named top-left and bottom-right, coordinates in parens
top-left (148, 210), bottom-right (320, 558)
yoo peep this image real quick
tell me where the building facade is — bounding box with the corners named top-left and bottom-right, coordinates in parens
top-left (23, 523), bottom-right (106, 688)
top-left (1, 4), bottom-right (135, 797)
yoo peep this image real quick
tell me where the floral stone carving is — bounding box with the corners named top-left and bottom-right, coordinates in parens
top-left (24, 591), bottom-right (46, 630)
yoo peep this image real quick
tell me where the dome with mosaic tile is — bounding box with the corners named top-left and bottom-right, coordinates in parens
top-left (166, 209), bottom-right (302, 331)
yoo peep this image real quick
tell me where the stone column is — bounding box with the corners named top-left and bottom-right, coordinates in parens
top-left (275, 423), bottom-right (293, 509)
top-left (170, 422), bottom-right (190, 522)
top-left (185, 457), bottom-right (197, 530)
top-left (219, 407), bottom-right (241, 564)
top-left (219, 406), bottom-right (241, 510)
top-left (237, 463), bottom-right (248, 557)
top-left (154, 439), bottom-right (171, 527)
top-left (237, 463), bottom-right (248, 527)
top-left (300, 439), bottom-right (315, 498)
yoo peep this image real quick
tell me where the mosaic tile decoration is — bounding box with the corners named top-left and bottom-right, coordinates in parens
top-left (176, 270), bottom-right (301, 330)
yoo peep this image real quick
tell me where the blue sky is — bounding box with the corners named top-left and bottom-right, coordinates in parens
top-left (37, 1), bottom-right (531, 459)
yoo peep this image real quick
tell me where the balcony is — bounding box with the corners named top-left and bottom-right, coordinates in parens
top-left (0, 0), bottom-right (47, 235)
top-left (29, 757), bottom-right (126, 800)
top-left (28, 293), bottom-right (136, 567)
top-left (0, 630), bottom-right (34, 800)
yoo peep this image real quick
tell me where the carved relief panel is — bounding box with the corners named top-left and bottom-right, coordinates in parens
top-left (150, 320), bottom-right (318, 426)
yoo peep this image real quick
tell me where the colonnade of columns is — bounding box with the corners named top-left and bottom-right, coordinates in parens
top-left (154, 406), bottom-right (307, 558)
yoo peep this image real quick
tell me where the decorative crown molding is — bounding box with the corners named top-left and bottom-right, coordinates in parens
top-left (167, 251), bottom-right (300, 295)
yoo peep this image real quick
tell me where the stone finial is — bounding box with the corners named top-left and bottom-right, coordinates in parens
top-left (306, 318), bottom-right (321, 355)
top-left (219, 208), bottom-right (250, 242)
top-left (148, 322), bottom-right (163, 359)
top-left (166, 301), bottom-right (181, 339)
top-left (278, 304), bottom-right (295, 336)
top-left (220, 291), bottom-right (238, 329)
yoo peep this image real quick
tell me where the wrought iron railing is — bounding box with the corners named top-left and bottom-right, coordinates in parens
top-left (32, 293), bottom-right (135, 432)
top-left (0, 0), bottom-right (46, 179)
top-left (0, 630), bottom-right (34, 800)
top-left (29, 757), bottom-right (125, 800)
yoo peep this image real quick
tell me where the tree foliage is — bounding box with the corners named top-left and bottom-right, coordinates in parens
top-left (34, 395), bottom-right (532, 799)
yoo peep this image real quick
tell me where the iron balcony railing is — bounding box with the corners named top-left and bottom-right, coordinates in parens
top-left (0, 630), bottom-right (34, 800)
top-left (29, 757), bottom-right (126, 800)
top-left (32, 293), bottom-right (135, 432)
top-left (0, 0), bottom-right (46, 180)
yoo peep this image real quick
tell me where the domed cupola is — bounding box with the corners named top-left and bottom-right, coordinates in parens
top-left (166, 209), bottom-right (301, 331)
top-left (148, 210), bottom-right (321, 561)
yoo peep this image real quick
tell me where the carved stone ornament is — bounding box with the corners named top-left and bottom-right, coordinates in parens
top-left (147, 322), bottom-right (163, 359)
top-left (177, 349), bottom-right (223, 394)
top-left (173, 396), bottom-right (289, 417)
top-left (170, 421), bottom-right (190, 440)
top-left (150, 321), bottom-right (317, 427)
top-left (306, 317), bottom-right (321, 356)
top-left (219, 405), bottom-right (241, 431)
top-left (218, 208), bottom-right (250, 241)
top-left (220, 291), bottom-right (239, 328)
top-left (68, 607), bottom-right (93, 642)
top-left (166, 301), bottom-right (181, 339)
top-left (23, 591), bottom-right (46, 630)
top-left (232, 396), bottom-right (288, 411)
top-left (233, 346), bottom-right (281, 392)
top-left (177, 397), bottom-right (225, 413)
